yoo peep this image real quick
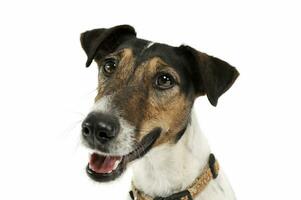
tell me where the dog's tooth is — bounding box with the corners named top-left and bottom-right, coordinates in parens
top-left (113, 161), bottom-right (118, 170)
top-left (113, 160), bottom-right (121, 170)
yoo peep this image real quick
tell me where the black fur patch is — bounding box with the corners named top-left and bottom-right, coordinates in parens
top-left (80, 25), bottom-right (136, 67)
top-left (174, 125), bottom-right (188, 143)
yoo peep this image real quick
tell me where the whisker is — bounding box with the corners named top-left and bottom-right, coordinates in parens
top-left (59, 119), bottom-right (83, 137)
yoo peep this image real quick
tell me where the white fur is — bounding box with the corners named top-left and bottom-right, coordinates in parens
top-left (145, 42), bottom-right (155, 49)
top-left (92, 95), bottom-right (112, 112)
top-left (111, 117), bottom-right (135, 155)
top-left (130, 110), bottom-right (236, 200)
top-left (139, 42), bottom-right (155, 55)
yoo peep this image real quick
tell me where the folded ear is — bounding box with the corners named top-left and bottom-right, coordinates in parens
top-left (180, 45), bottom-right (239, 106)
top-left (80, 25), bottom-right (136, 67)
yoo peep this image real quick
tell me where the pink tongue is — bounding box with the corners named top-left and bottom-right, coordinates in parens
top-left (89, 153), bottom-right (120, 173)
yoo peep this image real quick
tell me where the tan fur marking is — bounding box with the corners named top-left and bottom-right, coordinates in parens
top-left (138, 93), bottom-right (191, 146)
top-left (114, 49), bottom-right (135, 81)
top-left (95, 48), bottom-right (134, 102)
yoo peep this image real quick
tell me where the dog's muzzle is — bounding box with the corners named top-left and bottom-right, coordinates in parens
top-left (81, 112), bottom-right (161, 182)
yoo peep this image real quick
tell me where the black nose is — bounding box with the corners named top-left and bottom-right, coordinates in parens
top-left (82, 112), bottom-right (120, 144)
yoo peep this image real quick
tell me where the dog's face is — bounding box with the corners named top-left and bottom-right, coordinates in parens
top-left (80, 25), bottom-right (239, 182)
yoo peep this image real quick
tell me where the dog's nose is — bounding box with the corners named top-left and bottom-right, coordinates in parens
top-left (82, 112), bottom-right (120, 144)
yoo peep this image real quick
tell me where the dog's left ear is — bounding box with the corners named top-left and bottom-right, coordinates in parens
top-left (80, 25), bottom-right (136, 67)
top-left (180, 45), bottom-right (239, 106)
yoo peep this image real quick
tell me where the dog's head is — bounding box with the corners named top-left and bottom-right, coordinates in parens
top-left (80, 25), bottom-right (239, 182)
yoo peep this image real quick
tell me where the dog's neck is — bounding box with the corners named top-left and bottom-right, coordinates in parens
top-left (132, 110), bottom-right (212, 198)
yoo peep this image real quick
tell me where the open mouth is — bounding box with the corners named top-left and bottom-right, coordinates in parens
top-left (86, 128), bottom-right (161, 182)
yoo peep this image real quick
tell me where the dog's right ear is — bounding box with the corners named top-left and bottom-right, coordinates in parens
top-left (80, 25), bottom-right (136, 67)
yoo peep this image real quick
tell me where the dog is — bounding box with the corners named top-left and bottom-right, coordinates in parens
top-left (80, 25), bottom-right (239, 200)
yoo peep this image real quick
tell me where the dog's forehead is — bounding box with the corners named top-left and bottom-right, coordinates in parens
top-left (117, 38), bottom-right (150, 55)
top-left (117, 38), bottom-right (190, 71)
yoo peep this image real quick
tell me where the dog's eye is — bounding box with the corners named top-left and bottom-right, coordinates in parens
top-left (154, 73), bottom-right (175, 90)
top-left (102, 58), bottom-right (117, 76)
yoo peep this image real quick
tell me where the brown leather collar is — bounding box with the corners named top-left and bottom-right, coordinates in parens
top-left (130, 154), bottom-right (220, 200)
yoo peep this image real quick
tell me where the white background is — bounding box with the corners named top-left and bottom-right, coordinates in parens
top-left (0, 0), bottom-right (300, 199)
